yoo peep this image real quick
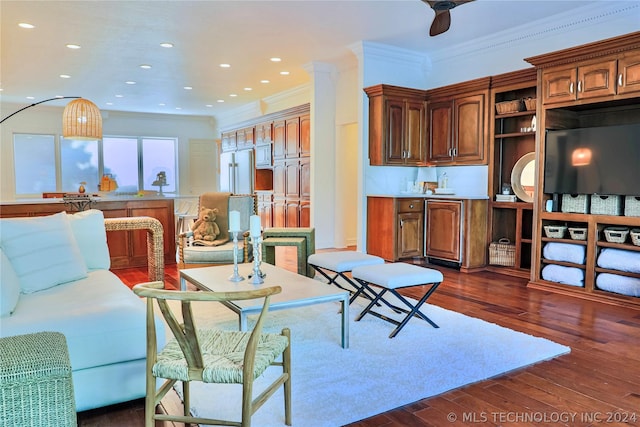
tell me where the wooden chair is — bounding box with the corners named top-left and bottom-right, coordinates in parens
top-left (133, 281), bottom-right (291, 427)
top-left (177, 193), bottom-right (257, 269)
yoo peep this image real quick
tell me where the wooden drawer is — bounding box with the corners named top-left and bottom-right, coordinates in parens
top-left (398, 199), bottom-right (423, 213)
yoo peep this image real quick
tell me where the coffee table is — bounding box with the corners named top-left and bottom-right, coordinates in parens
top-left (179, 262), bottom-right (350, 348)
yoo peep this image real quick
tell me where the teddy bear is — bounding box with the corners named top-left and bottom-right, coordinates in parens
top-left (191, 207), bottom-right (221, 242)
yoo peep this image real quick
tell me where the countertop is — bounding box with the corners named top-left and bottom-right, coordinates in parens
top-left (367, 193), bottom-right (489, 200)
top-left (0, 194), bottom-right (182, 205)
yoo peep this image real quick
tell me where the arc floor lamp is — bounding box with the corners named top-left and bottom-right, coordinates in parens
top-left (0, 96), bottom-right (102, 140)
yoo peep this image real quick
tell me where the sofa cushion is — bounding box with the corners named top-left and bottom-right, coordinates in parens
top-left (0, 248), bottom-right (21, 317)
top-left (0, 270), bottom-right (153, 370)
top-left (67, 209), bottom-right (111, 271)
top-left (0, 212), bottom-right (87, 293)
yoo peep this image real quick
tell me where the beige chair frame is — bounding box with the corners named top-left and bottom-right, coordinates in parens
top-left (133, 281), bottom-right (291, 427)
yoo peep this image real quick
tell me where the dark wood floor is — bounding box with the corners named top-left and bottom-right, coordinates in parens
top-left (78, 248), bottom-right (640, 427)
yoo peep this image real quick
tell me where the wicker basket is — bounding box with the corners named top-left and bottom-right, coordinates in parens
top-left (568, 227), bottom-right (587, 240)
top-left (624, 196), bottom-right (640, 217)
top-left (603, 226), bottom-right (629, 243)
top-left (523, 97), bottom-right (537, 111)
top-left (591, 195), bottom-right (622, 216)
top-left (489, 238), bottom-right (516, 267)
top-left (495, 99), bottom-right (523, 114)
top-left (544, 225), bottom-right (567, 239)
top-left (631, 229), bottom-right (640, 246)
top-left (561, 194), bottom-right (589, 214)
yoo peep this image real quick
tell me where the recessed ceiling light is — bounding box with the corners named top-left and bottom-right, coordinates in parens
top-left (160, 42), bottom-right (174, 48)
top-left (229, 94), bottom-right (238, 97)
top-left (159, 103), bottom-right (166, 106)
top-left (66, 44), bottom-right (81, 49)
top-left (270, 57), bottom-right (282, 62)
top-left (18, 23), bottom-right (34, 29)
top-left (205, 104), bottom-right (213, 108)
top-left (106, 102), bottom-right (113, 106)
top-left (115, 94), bottom-right (124, 98)
top-left (125, 81), bottom-right (136, 85)
top-left (219, 63), bottom-right (231, 68)
top-left (54, 95), bottom-right (64, 98)
top-left (260, 79), bottom-right (270, 84)
top-left (60, 74), bottom-right (71, 79)
top-left (184, 86), bottom-right (193, 90)
top-left (217, 99), bottom-right (225, 103)
top-left (26, 96), bottom-right (35, 100)
top-left (280, 71), bottom-right (290, 75)
top-left (243, 87), bottom-right (253, 91)
top-left (139, 64), bottom-right (152, 69)
top-left (175, 107), bottom-right (182, 110)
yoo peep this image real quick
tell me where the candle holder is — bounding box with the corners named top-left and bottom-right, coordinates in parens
top-left (228, 230), bottom-right (245, 282)
top-left (248, 234), bottom-right (265, 285)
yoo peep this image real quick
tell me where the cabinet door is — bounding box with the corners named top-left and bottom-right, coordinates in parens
top-left (258, 199), bottom-right (272, 229)
top-left (454, 93), bottom-right (485, 163)
top-left (427, 100), bottom-right (454, 163)
top-left (426, 201), bottom-right (461, 262)
top-left (254, 144), bottom-right (272, 168)
top-left (221, 131), bottom-right (237, 152)
top-left (397, 211), bottom-right (424, 258)
top-left (256, 121), bottom-right (272, 145)
top-left (542, 67), bottom-right (577, 104)
top-left (299, 200), bottom-right (310, 227)
top-left (299, 157), bottom-right (310, 199)
top-left (273, 198), bottom-right (286, 227)
top-left (299, 114), bottom-right (311, 157)
top-left (404, 99), bottom-right (427, 165)
top-left (385, 98), bottom-right (406, 164)
top-left (285, 117), bottom-right (300, 158)
top-left (284, 160), bottom-right (299, 199)
top-left (578, 60), bottom-right (617, 99)
top-left (272, 161), bottom-right (286, 198)
top-left (285, 199), bottom-right (300, 227)
top-left (617, 52), bottom-right (640, 96)
top-left (272, 120), bottom-right (286, 160)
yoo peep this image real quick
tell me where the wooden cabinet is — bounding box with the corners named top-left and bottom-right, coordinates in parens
top-left (221, 131), bottom-right (237, 152)
top-left (425, 198), bottom-right (488, 272)
top-left (299, 114), bottom-right (311, 157)
top-left (425, 200), bottom-right (461, 262)
top-left (486, 68), bottom-right (537, 278)
top-left (272, 119), bottom-right (286, 160)
top-left (527, 33), bottom-right (640, 106)
top-left (236, 127), bottom-right (254, 149)
top-left (367, 197), bottom-right (424, 261)
top-left (256, 191), bottom-right (273, 229)
top-left (364, 84), bottom-right (427, 166)
top-left (526, 32), bottom-right (640, 308)
top-left (255, 121), bottom-right (272, 145)
top-left (255, 143), bottom-right (272, 168)
top-left (427, 91), bottom-right (488, 165)
top-left (0, 198), bottom-right (176, 269)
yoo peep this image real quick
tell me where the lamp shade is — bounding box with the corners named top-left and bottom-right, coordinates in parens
top-left (62, 98), bottom-right (102, 140)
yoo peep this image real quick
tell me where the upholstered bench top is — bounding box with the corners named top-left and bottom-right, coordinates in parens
top-left (308, 252), bottom-right (384, 273)
top-left (352, 263), bottom-right (443, 289)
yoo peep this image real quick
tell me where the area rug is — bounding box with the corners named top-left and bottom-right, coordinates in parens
top-left (168, 297), bottom-right (570, 426)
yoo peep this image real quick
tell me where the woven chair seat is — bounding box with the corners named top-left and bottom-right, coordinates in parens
top-left (155, 329), bottom-right (288, 383)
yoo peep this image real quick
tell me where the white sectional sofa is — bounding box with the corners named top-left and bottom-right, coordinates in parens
top-left (0, 210), bottom-right (165, 412)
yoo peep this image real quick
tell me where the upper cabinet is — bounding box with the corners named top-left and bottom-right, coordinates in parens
top-left (364, 84), bottom-right (427, 166)
top-left (426, 77), bottom-right (491, 165)
top-left (527, 33), bottom-right (640, 106)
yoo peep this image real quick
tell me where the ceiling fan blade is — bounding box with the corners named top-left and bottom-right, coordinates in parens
top-left (430, 10), bottom-right (451, 36)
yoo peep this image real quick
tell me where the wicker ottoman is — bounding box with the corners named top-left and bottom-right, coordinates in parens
top-left (0, 332), bottom-right (76, 427)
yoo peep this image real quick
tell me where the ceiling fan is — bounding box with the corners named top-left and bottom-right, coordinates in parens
top-left (422, 0), bottom-right (475, 37)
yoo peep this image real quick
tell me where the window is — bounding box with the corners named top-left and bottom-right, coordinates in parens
top-left (13, 133), bottom-right (177, 197)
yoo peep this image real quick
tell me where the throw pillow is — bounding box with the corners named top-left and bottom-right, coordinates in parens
top-left (0, 248), bottom-right (21, 317)
top-left (67, 209), bottom-right (111, 270)
top-left (0, 212), bottom-right (88, 293)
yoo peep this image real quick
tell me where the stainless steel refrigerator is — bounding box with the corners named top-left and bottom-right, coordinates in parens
top-left (219, 149), bottom-right (254, 194)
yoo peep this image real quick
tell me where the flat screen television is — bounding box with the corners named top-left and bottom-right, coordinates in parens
top-left (544, 123), bottom-right (640, 197)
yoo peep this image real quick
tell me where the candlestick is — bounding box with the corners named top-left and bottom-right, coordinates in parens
top-left (249, 214), bottom-right (261, 237)
top-left (228, 231), bottom-right (244, 282)
top-left (229, 210), bottom-right (241, 232)
top-left (249, 234), bottom-right (264, 284)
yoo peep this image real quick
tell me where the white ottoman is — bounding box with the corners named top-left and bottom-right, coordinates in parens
top-left (308, 251), bottom-right (384, 304)
top-left (352, 263), bottom-right (443, 338)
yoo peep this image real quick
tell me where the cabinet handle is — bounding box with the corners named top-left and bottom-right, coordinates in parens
top-left (400, 219), bottom-right (404, 227)
top-left (569, 82), bottom-right (574, 94)
top-left (619, 73), bottom-right (624, 87)
top-left (453, 147), bottom-right (457, 157)
top-left (409, 204), bottom-right (414, 209)
top-left (577, 80), bottom-right (582, 93)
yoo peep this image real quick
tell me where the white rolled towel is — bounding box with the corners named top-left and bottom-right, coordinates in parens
top-left (596, 273), bottom-right (640, 297)
top-left (597, 248), bottom-right (640, 274)
top-left (541, 264), bottom-right (585, 287)
top-left (542, 242), bottom-right (586, 264)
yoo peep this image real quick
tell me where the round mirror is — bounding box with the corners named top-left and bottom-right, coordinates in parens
top-left (510, 152), bottom-right (536, 203)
